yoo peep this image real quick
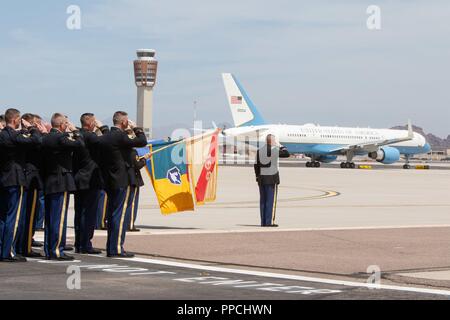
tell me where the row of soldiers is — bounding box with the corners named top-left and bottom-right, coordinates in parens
top-left (0, 109), bottom-right (148, 262)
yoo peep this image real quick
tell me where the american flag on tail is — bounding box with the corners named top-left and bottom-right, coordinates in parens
top-left (230, 96), bottom-right (243, 104)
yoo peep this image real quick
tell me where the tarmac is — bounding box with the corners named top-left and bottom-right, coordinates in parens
top-left (2, 163), bottom-right (450, 300)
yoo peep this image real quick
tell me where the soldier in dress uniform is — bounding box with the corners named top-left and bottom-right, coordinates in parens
top-left (0, 108), bottom-right (41, 262)
top-left (14, 113), bottom-right (48, 258)
top-left (41, 113), bottom-right (84, 260)
top-left (73, 113), bottom-right (109, 254)
top-left (254, 134), bottom-right (289, 227)
top-left (99, 111), bottom-right (147, 258)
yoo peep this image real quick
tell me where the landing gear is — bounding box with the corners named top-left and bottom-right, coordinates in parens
top-left (340, 151), bottom-right (356, 169)
top-left (340, 162), bottom-right (356, 169)
top-left (306, 161), bottom-right (321, 168)
top-left (403, 155), bottom-right (411, 169)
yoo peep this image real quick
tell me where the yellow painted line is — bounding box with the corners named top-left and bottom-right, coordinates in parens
top-left (137, 188), bottom-right (340, 210)
top-left (358, 165), bottom-right (372, 169)
top-left (204, 189), bottom-right (341, 208)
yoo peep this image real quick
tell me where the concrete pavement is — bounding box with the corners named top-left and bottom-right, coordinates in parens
top-left (3, 165), bottom-right (450, 299)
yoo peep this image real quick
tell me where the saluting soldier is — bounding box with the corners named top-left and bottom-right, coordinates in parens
top-left (73, 113), bottom-right (109, 254)
top-left (99, 111), bottom-right (147, 258)
top-left (0, 108), bottom-right (41, 262)
top-left (254, 134), bottom-right (290, 227)
top-left (14, 113), bottom-right (48, 258)
top-left (42, 113), bottom-right (84, 261)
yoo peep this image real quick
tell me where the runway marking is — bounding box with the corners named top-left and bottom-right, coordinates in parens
top-left (118, 224), bottom-right (450, 236)
top-left (32, 224), bottom-right (450, 238)
top-left (26, 256), bottom-right (342, 296)
top-left (199, 203), bottom-right (450, 209)
top-left (118, 256), bottom-right (450, 297)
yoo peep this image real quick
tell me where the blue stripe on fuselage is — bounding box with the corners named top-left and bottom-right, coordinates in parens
top-left (282, 142), bottom-right (431, 156)
top-left (283, 143), bottom-right (346, 155)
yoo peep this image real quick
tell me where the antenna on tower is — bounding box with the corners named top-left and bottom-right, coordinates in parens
top-left (193, 99), bottom-right (198, 125)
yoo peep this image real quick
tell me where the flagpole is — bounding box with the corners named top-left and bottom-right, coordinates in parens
top-left (139, 128), bottom-right (221, 160)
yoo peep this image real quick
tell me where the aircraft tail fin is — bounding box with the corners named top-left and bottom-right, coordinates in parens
top-left (407, 119), bottom-right (414, 139)
top-left (222, 73), bottom-right (266, 127)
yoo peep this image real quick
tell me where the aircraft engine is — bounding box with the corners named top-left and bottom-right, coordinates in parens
top-left (368, 147), bottom-right (400, 164)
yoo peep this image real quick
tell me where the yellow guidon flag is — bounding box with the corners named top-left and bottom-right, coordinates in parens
top-left (146, 141), bottom-right (194, 215)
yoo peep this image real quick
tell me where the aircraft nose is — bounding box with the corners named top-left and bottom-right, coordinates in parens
top-left (422, 143), bottom-right (431, 153)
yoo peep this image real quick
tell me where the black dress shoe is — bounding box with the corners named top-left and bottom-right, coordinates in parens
top-left (56, 254), bottom-right (75, 261)
top-left (0, 256), bottom-right (27, 263)
top-left (32, 240), bottom-right (43, 247)
top-left (107, 252), bottom-right (135, 258)
top-left (15, 255), bottom-right (28, 261)
top-left (128, 228), bottom-right (140, 232)
top-left (268, 224), bottom-right (279, 227)
top-left (25, 251), bottom-right (43, 258)
top-left (81, 248), bottom-right (102, 254)
top-left (64, 245), bottom-right (74, 251)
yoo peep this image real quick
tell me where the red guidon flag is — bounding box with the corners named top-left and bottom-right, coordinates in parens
top-left (186, 129), bottom-right (219, 205)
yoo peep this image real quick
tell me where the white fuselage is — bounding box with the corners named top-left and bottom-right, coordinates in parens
top-left (224, 124), bottom-right (429, 156)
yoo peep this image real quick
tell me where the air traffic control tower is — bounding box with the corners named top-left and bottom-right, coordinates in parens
top-left (133, 49), bottom-right (158, 139)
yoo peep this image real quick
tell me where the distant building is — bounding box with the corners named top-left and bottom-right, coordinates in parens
top-left (427, 150), bottom-right (447, 161)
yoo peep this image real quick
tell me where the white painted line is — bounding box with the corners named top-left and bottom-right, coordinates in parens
top-left (36, 259), bottom-right (82, 264)
top-left (32, 224), bottom-right (450, 238)
top-left (113, 224), bottom-right (450, 236)
top-left (118, 256), bottom-right (450, 297)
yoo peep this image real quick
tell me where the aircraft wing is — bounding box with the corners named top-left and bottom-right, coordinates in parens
top-left (329, 120), bottom-right (414, 154)
top-left (223, 127), bottom-right (269, 139)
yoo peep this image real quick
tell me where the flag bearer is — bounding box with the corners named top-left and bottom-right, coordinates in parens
top-left (99, 111), bottom-right (147, 258)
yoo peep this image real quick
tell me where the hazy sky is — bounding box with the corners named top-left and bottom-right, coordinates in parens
top-left (1, 1), bottom-right (449, 137)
